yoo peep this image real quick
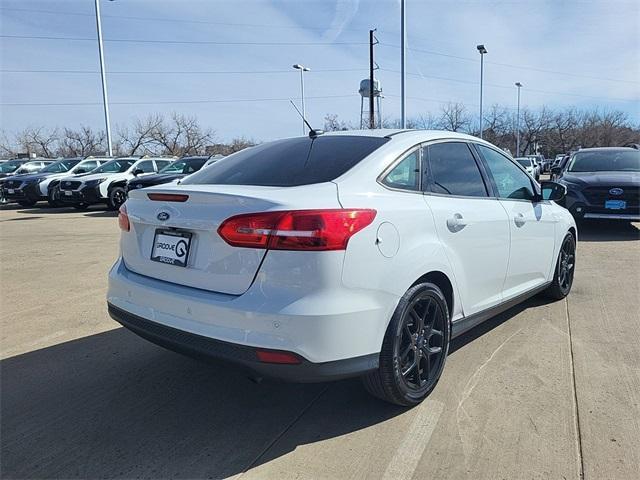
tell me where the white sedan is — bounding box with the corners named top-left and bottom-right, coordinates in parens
top-left (108, 130), bottom-right (576, 406)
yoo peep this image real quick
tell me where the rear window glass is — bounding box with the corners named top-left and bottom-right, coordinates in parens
top-left (182, 136), bottom-right (390, 187)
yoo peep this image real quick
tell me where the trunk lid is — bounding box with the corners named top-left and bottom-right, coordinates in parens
top-left (121, 182), bottom-right (340, 295)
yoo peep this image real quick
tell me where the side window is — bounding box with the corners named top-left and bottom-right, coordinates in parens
top-left (155, 160), bottom-right (172, 171)
top-left (81, 161), bottom-right (97, 171)
top-left (136, 160), bottom-right (155, 173)
top-left (476, 145), bottom-right (535, 200)
top-left (426, 142), bottom-right (488, 197)
top-left (381, 149), bottom-right (420, 191)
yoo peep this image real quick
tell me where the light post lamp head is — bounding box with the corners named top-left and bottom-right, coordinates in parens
top-left (515, 82), bottom-right (522, 88)
top-left (293, 64), bottom-right (310, 72)
top-left (476, 44), bottom-right (487, 54)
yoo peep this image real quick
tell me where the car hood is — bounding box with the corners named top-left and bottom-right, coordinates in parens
top-left (129, 172), bottom-right (185, 186)
top-left (61, 171), bottom-right (120, 183)
top-left (4, 171), bottom-right (62, 183)
top-left (560, 171), bottom-right (640, 188)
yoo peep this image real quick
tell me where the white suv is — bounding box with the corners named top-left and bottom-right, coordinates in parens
top-left (108, 130), bottom-right (577, 406)
top-left (58, 157), bottom-right (173, 210)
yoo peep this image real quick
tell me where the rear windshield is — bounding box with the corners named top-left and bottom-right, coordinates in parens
top-left (181, 136), bottom-right (390, 187)
top-left (567, 150), bottom-right (640, 172)
top-left (516, 159), bottom-right (531, 167)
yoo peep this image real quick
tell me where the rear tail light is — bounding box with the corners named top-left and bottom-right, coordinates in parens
top-left (218, 209), bottom-right (376, 251)
top-left (147, 193), bottom-right (189, 202)
top-left (256, 349), bottom-right (302, 364)
top-left (118, 204), bottom-right (130, 232)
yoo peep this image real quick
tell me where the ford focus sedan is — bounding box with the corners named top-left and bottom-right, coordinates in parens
top-left (108, 130), bottom-right (577, 406)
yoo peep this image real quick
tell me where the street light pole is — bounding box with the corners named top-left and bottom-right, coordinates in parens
top-left (477, 44), bottom-right (487, 139)
top-left (293, 64), bottom-right (310, 136)
top-left (515, 82), bottom-right (522, 157)
top-left (400, 0), bottom-right (406, 128)
top-left (94, 0), bottom-right (113, 156)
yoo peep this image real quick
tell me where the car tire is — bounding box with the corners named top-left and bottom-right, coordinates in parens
top-left (48, 185), bottom-right (61, 207)
top-left (544, 233), bottom-right (576, 300)
top-left (362, 282), bottom-right (450, 407)
top-left (107, 186), bottom-right (127, 211)
top-left (18, 200), bottom-right (36, 207)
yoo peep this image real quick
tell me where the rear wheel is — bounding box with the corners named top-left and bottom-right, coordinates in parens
top-left (107, 186), bottom-right (127, 211)
top-left (362, 282), bottom-right (450, 406)
top-left (545, 233), bottom-right (576, 300)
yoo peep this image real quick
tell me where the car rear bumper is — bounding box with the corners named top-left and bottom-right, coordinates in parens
top-left (107, 258), bottom-right (392, 381)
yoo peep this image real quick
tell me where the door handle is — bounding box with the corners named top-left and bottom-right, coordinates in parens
top-left (447, 213), bottom-right (468, 232)
top-left (514, 212), bottom-right (526, 227)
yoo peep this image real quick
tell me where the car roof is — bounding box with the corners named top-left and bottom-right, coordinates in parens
top-left (322, 129), bottom-right (481, 142)
top-left (575, 147), bottom-right (636, 153)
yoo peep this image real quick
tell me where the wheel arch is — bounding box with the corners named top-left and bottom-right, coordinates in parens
top-left (411, 271), bottom-right (454, 320)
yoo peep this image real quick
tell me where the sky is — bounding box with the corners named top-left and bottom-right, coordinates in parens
top-left (1, 0), bottom-right (639, 143)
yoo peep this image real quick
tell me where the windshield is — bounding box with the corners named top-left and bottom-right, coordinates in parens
top-left (41, 159), bottom-right (80, 173)
top-left (182, 136), bottom-right (390, 187)
top-left (92, 159), bottom-right (135, 173)
top-left (567, 150), bottom-right (640, 172)
top-left (516, 159), bottom-right (531, 167)
top-left (160, 158), bottom-right (207, 174)
top-left (0, 161), bottom-right (24, 173)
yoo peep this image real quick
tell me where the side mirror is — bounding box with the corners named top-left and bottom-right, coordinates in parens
top-left (132, 168), bottom-right (144, 176)
top-left (551, 166), bottom-right (562, 175)
top-left (75, 169), bottom-right (86, 174)
top-left (541, 181), bottom-right (566, 202)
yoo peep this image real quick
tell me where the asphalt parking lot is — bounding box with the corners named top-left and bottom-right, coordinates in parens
top-left (1, 203), bottom-right (639, 480)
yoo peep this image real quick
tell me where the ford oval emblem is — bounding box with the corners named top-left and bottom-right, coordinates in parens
top-left (609, 188), bottom-right (624, 196)
top-left (157, 211), bottom-right (170, 221)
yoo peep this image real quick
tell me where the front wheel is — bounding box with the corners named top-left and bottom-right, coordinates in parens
top-left (48, 185), bottom-right (61, 207)
top-left (544, 233), bottom-right (576, 300)
top-left (107, 186), bottom-right (127, 211)
top-left (362, 282), bottom-right (450, 406)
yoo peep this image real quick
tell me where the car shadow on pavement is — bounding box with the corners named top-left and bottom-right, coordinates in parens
top-left (577, 221), bottom-right (639, 242)
top-left (0, 328), bottom-right (404, 479)
top-left (83, 210), bottom-right (118, 218)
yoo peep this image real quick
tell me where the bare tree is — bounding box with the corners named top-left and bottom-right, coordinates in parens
top-left (323, 113), bottom-right (352, 131)
top-left (59, 126), bottom-right (106, 157)
top-left (150, 112), bottom-right (214, 156)
top-left (438, 102), bottom-right (470, 132)
top-left (117, 114), bottom-right (164, 156)
top-left (16, 126), bottom-right (59, 157)
top-left (0, 129), bottom-right (17, 157)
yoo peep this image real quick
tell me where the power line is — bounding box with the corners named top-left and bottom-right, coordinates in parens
top-left (0, 68), bottom-right (366, 75)
top-left (0, 6), bottom-right (369, 33)
top-left (0, 94), bottom-right (359, 107)
top-left (379, 43), bottom-right (640, 85)
top-left (0, 34), bottom-right (366, 46)
top-left (379, 68), bottom-right (638, 102)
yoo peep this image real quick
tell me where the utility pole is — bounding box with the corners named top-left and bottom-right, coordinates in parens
top-left (515, 82), bottom-right (522, 156)
top-left (400, 0), bottom-right (406, 128)
top-left (94, 0), bottom-right (113, 156)
top-left (477, 44), bottom-right (487, 139)
top-left (369, 29), bottom-right (376, 129)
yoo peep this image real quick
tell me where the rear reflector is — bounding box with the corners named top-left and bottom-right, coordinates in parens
top-left (118, 204), bottom-right (130, 232)
top-left (147, 193), bottom-right (189, 202)
top-left (218, 209), bottom-right (377, 251)
top-left (256, 349), bottom-right (302, 364)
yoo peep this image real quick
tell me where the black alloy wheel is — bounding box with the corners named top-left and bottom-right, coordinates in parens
top-left (363, 283), bottom-right (450, 406)
top-left (545, 233), bottom-right (576, 300)
top-left (108, 187), bottom-right (127, 211)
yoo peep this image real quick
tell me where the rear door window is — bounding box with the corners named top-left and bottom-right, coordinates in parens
top-left (381, 149), bottom-right (421, 191)
top-left (182, 136), bottom-right (389, 187)
top-left (425, 142), bottom-right (488, 197)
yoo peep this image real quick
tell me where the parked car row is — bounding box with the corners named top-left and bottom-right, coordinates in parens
top-left (0, 154), bottom-right (223, 209)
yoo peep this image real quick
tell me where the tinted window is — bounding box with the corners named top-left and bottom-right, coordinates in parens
top-left (516, 159), bottom-right (531, 168)
top-left (41, 159), bottom-right (80, 173)
top-left (382, 150), bottom-right (420, 191)
top-left (155, 160), bottom-right (173, 170)
top-left (76, 160), bottom-right (97, 172)
top-left (0, 161), bottom-right (24, 173)
top-left (567, 150), bottom-right (639, 172)
top-left (477, 145), bottom-right (535, 200)
top-left (427, 142), bottom-right (487, 197)
top-left (136, 160), bottom-right (155, 173)
top-left (182, 136), bottom-right (389, 187)
top-left (93, 159), bottom-right (135, 173)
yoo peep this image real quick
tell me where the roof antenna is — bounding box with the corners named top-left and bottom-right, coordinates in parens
top-left (289, 100), bottom-right (324, 138)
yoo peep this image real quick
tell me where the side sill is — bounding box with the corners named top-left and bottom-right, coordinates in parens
top-left (451, 282), bottom-right (551, 338)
